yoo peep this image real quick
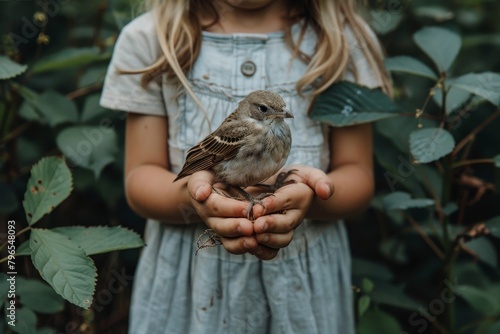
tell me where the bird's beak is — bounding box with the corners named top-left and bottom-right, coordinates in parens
top-left (277, 108), bottom-right (294, 118)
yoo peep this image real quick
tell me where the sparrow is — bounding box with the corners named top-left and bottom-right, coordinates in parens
top-left (174, 90), bottom-right (295, 220)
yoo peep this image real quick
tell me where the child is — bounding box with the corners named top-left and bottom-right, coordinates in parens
top-left (101, 0), bottom-right (391, 333)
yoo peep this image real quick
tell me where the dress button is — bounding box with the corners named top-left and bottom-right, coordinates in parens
top-left (241, 61), bottom-right (256, 77)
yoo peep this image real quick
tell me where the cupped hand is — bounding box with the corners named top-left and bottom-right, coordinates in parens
top-left (249, 165), bottom-right (334, 260)
top-left (187, 170), bottom-right (259, 254)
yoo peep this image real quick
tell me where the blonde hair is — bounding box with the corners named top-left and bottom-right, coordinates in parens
top-left (123, 0), bottom-right (392, 106)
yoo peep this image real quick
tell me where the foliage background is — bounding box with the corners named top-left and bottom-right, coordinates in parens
top-left (1, 0), bottom-right (500, 333)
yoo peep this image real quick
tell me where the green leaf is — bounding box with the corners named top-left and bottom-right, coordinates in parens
top-left (358, 295), bottom-right (371, 318)
top-left (450, 72), bottom-right (500, 106)
top-left (352, 258), bottom-right (394, 281)
top-left (369, 10), bottom-right (403, 35)
top-left (382, 191), bottom-right (434, 211)
top-left (459, 285), bottom-right (500, 316)
top-left (22, 157), bottom-right (73, 225)
top-left (310, 81), bottom-right (400, 127)
top-left (379, 238), bottom-right (408, 264)
top-left (29, 229), bottom-right (96, 309)
top-left (16, 241), bottom-right (31, 256)
top-left (494, 155), bottom-right (500, 168)
top-left (384, 56), bottom-right (438, 80)
top-left (56, 126), bottom-right (118, 177)
top-left (36, 91), bottom-right (79, 127)
top-left (357, 308), bottom-right (402, 334)
top-left (31, 47), bottom-right (111, 74)
top-left (413, 27), bottom-right (461, 72)
top-left (17, 277), bottom-right (65, 314)
top-left (51, 226), bottom-right (144, 255)
top-left (442, 202), bottom-right (458, 216)
top-left (81, 94), bottom-right (108, 122)
top-left (10, 308), bottom-right (37, 334)
top-left (466, 238), bottom-right (498, 267)
top-left (0, 56), bottom-right (27, 80)
top-left (19, 101), bottom-right (44, 124)
top-left (410, 127), bottom-right (455, 163)
top-left (370, 283), bottom-right (422, 311)
top-left (413, 6), bottom-right (454, 21)
top-left (0, 182), bottom-right (18, 214)
top-left (362, 278), bottom-right (374, 293)
top-left (484, 320), bottom-right (500, 334)
top-left (432, 86), bottom-right (471, 114)
top-left (485, 216), bottom-right (500, 238)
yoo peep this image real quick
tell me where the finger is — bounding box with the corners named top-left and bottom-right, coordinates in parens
top-left (249, 245), bottom-right (279, 260)
top-left (255, 230), bottom-right (294, 249)
top-left (257, 182), bottom-right (312, 216)
top-left (294, 165), bottom-right (334, 200)
top-left (203, 193), bottom-right (250, 218)
top-left (207, 217), bottom-right (254, 237)
top-left (187, 170), bottom-right (215, 201)
top-left (253, 209), bottom-right (303, 234)
top-left (220, 236), bottom-right (258, 255)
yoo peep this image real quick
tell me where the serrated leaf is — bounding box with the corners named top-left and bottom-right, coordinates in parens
top-left (22, 157), bottom-right (72, 225)
top-left (310, 81), bottom-right (400, 127)
top-left (384, 56), bottom-right (438, 80)
top-left (56, 126), bottom-right (118, 178)
top-left (358, 295), bottom-right (371, 318)
top-left (459, 285), bottom-right (500, 316)
top-left (29, 229), bottom-right (96, 309)
top-left (17, 277), bottom-right (65, 314)
top-left (432, 86), bottom-right (471, 114)
top-left (450, 72), bottom-right (500, 106)
top-left (81, 94), bottom-right (108, 122)
top-left (410, 128), bottom-right (455, 163)
top-left (466, 238), bottom-right (498, 267)
top-left (51, 226), bottom-right (144, 255)
top-left (31, 47), bottom-right (111, 74)
top-left (485, 216), bottom-right (500, 237)
top-left (37, 91), bottom-right (79, 127)
top-left (16, 241), bottom-right (31, 256)
top-left (413, 27), bottom-right (461, 72)
top-left (0, 56), bottom-right (27, 80)
top-left (382, 191), bottom-right (434, 211)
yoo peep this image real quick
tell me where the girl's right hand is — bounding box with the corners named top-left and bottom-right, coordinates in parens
top-left (187, 171), bottom-right (258, 255)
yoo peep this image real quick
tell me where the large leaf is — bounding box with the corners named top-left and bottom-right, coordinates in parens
top-left (80, 93), bottom-right (108, 122)
top-left (485, 216), bottom-right (500, 238)
top-left (382, 191), bottom-right (434, 211)
top-left (22, 157), bottom-right (73, 225)
top-left (29, 229), bottom-right (96, 309)
top-left (450, 72), bottom-right (500, 106)
top-left (410, 127), bottom-right (455, 163)
top-left (432, 86), bottom-right (471, 114)
top-left (56, 126), bottom-right (118, 178)
top-left (51, 226), bottom-right (144, 255)
top-left (384, 56), bottom-right (438, 80)
top-left (310, 81), bottom-right (400, 127)
top-left (0, 56), bottom-right (27, 80)
top-left (357, 308), bottom-right (402, 334)
top-left (459, 285), bottom-right (500, 316)
top-left (37, 91), bottom-right (79, 127)
top-left (466, 238), bottom-right (498, 267)
top-left (413, 27), bottom-right (461, 72)
top-left (17, 277), bottom-right (65, 314)
top-left (30, 47), bottom-right (111, 74)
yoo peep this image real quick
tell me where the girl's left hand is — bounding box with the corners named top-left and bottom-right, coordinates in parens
top-left (250, 165), bottom-right (334, 260)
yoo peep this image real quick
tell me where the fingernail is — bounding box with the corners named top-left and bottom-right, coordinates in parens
top-left (195, 184), bottom-right (205, 200)
top-left (322, 183), bottom-right (332, 198)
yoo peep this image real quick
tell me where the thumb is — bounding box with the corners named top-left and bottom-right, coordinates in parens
top-left (187, 170), bottom-right (215, 202)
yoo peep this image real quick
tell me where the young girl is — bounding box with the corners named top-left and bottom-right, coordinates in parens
top-left (101, 0), bottom-right (391, 333)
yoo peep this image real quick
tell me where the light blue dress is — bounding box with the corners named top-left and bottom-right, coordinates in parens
top-left (101, 11), bottom-right (379, 334)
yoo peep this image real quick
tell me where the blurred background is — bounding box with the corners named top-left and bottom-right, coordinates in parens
top-left (1, 0), bottom-right (500, 333)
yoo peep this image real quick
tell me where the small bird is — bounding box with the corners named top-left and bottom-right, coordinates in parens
top-left (174, 90), bottom-right (294, 220)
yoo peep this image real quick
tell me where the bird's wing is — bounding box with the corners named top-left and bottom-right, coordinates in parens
top-left (173, 130), bottom-right (245, 181)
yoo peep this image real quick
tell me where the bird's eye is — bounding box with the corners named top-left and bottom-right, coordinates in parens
top-left (259, 105), bottom-right (268, 113)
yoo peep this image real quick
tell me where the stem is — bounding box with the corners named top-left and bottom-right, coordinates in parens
top-left (0, 121), bottom-right (31, 145)
top-left (403, 213), bottom-right (446, 260)
top-left (65, 83), bottom-right (102, 100)
top-left (452, 158), bottom-right (494, 169)
top-left (452, 109), bottom-right (500, 156)
top-left (0, 226), bottom-right (31, 253)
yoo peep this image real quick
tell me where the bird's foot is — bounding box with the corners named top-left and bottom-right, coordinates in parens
top-left (195, 229), bottom-right (222, 255)
top-left (255, 169), bottom-right (298, 193)
top-left (231, 186), bottom-right (275, 220)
